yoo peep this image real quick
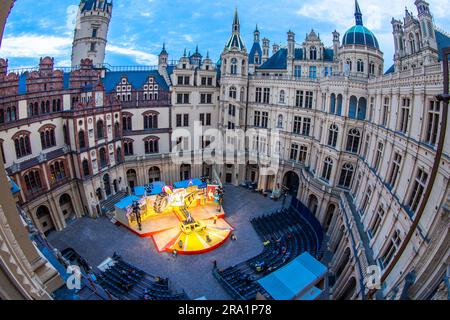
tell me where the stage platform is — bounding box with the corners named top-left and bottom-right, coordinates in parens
top-left (116, 203), bottom-right (233, 255)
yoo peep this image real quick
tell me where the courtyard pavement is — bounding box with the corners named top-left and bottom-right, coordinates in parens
top-left (47, 185), bottom-right (287, 300)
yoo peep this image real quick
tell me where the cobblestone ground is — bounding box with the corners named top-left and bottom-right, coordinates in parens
top-left (47, 185), bottom-right (288, 300)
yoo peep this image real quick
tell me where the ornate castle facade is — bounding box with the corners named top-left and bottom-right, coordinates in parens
top-left (0, 0), bottom-right (448, 299)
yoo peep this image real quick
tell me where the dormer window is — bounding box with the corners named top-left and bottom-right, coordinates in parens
top-left (310, 46), bottom-right (317, 60)
top-left (231, 58), bottom-right (238, 75)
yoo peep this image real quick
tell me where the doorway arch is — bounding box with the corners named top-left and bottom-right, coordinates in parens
top-left (126, 169), bottom-right (137, 192)
top-left (282, 171), bottom-right (300, 195)
top-left (148, 166), bottom-right (161, 183)
top-left (103, 174), bottom-right (111, 197)
top-left (307, 194), bottom-right (319, 216)
top-left (35, 205), bottom-right (56, 236)
top-left (180, 164), bottom-right (191, 181)
top-left (59, 193), bottom-right (75, 222)
top-left (324, 204), bottom-right (336, 232)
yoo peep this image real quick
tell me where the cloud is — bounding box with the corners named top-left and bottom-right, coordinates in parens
top-left (183, 34), bottom-right (194, 42)
top-left (107, 45), bottom-right (158, 65)
top-left (0, 34), bottom-right (72, 58)
top-left (66, 5), bottom-right (79, 33)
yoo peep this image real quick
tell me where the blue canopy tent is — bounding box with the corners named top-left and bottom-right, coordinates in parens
top-left (115, 195), bottom-right (141, 210)
top-left (173, 178), bottom-right (206, 189)
top-left (145, 181), bottom-right (166, 195)
top-left (133, 186), bottom-right (146, 197)
top-left (257, 252), bottom-right (327, 300)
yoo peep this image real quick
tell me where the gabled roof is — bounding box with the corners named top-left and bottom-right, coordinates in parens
top-left (384, 64), bottom-right (395, 75)
top-left (435, 30), bottom-right (450, 61)
top-left (249, 42), bottom-right (262, 64)
top-left (257, 47), bottom-right (333, 70)
top-left (102, 70), bottom-right (169, 93)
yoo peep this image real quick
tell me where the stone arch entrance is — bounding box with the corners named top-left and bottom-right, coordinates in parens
top-left (96, 187), bottom-right (103, 201)
top-left (202, 162), bottom-right (212, 179)
top-left (59, 193), bottom-right (76, 222)
top-left (35, 205), bottom-right (56, 236)
top-left (113, 179), bottom-right (119, 193)
top-left (337, 277), bottom-right (357, 300)
top-left (148, 166), bottom-right (161, 183)
top-left (324, 203), bottom-right (336, 232)
top-left (103, 173), bottom-right (112, 197)
top-left (246, 164), bottom-right (259, 183)
top-left (126, 169), bottom-right (137, 192)
top-left (282, 171), bottom-right (300, 195)
top-left (307, 194), bottom-right (319, 216)
top-left (180, 164), bottom-right (191, 181)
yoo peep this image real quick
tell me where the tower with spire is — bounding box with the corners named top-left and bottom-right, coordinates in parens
top-left (221, 8), bottom-right (247, 77)
top-left (71, 0), bottom-right (113, 68)
top-left (249, 25), bottom-right (263, 73)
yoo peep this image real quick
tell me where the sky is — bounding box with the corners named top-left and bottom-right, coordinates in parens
top-left (1, 0), bottom-right (450, 71)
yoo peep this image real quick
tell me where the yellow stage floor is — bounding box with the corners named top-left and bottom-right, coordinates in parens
top-left (119, 203), bottom-right (233, 255)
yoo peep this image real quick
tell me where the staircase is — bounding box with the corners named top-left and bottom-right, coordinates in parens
top-left (100, 191), bottom-right (128, 215)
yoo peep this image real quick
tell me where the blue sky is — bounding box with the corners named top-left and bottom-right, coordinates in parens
top-left (1, 0), bottom-right (450, 71)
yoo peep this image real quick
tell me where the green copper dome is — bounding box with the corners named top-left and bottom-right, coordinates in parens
top-left (342, 25), bottom-right (380, 50)
top-left (342, 0), bottom-right (380, 50)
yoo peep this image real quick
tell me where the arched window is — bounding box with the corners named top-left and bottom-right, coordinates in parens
top-left (116, 147), bottom-right (122, 163)
top-left (336, 94), bottom-right (343, 115)
top-left (328, 124), bottom-right (339, 148)
top-left (357, 59), bottom-right (364, 73)
top-left (357, 97), bottom-right (367, 120)
top-left (310, 46), bottom-right (317, 60)
top-left (409, 33), bottom-right (416, 54)
top-left (241, 59), bottom-right (246, 74)
top-left (231, 58), bottom-right (238, 75)
top-left (346, 59), bottom-right (352, 72)
top-left (99, 147), bottom-right (107, 168)
top-left (240, 87), bottom-right (245, 102)
top-left (229, 86), bottom-right (237, 99)
top-left (381, 230), bottom-right (402, 268)
top-left (24, 170), bottom-right (42, 193)
top-left (143, 113), bottom-right (158, 129)
top-left (369, 61), bottom-right (375, 75)
top-left (49, 160), bottom-right (66, 183)
top-left (277, 114), bottom-right (283, 128)
top-left (148, 166), bottom-right (161, 183)
top-left (338, 163), bottom-right (354, 188)
top-left (78, 130), bottom-right (86, 149)
top-left (28, 103), bottom-right (34, 117)
top-left (349, 96), bottom-right (358, 118)
top-left (124, 140), bottom-right (134, 156)
top-left (346, 128), bottom-right (361, 153)
top-left (321, 157), bottom-right (333, 182)
top-left (40, 127), bottom-right (56, 149)
top-left (96, 119), bottom-right (104, 139)
top-left (14, 132), bottom-right (32, 158)
top-left (330, 93), bottom-right (336, 114)
top-left (114, 122), bottom-right (120, 138)
top-left (34, 102), bottom-right (39, 115)
top-left (144, 137), bottom-right (159, 154)
top-left (82, 159), bottom-right (90, 176)
top-left (279, 90), bottom-right (285, 103)
top-left (122, 114), bottom-right (132, 131)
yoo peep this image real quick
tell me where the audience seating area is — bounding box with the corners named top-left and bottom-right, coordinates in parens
top-left (213, 204), bottom-right (323, 300)
top-left (96, 254), bottom-right (189, 300)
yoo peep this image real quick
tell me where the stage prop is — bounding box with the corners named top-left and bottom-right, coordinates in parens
top-left (114, 179), bottom-right (233, 255)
